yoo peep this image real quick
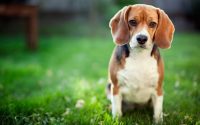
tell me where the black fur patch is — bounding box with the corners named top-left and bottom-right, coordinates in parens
top-left (107, 83), bottom-right (111, 92)
top-left (151, 44), bottom-right (161, 61)
top-left (151, 44), bottom-right (157, 56)
top-left (115, 44), bottom-right (130, 63)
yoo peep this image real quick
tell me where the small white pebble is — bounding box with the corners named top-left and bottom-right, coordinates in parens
top-left (75, 99), bottom-right (85, 109)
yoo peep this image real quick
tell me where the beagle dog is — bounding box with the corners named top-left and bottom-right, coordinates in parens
top-left (107, 4), bottom-right (175, 123)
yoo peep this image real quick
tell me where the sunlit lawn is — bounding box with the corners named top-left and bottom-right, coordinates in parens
top-left (0, 32), bottom-right (199, 125)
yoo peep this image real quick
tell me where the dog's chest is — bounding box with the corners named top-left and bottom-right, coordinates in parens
top-left (117, 50), bottom-right (159, 103)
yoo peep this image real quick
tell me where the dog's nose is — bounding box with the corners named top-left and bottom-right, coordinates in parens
top-left (136, 35), bottom-right (148, 44)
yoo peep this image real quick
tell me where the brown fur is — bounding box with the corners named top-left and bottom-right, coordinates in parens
top-left (151, 45), bottom-right (164, 96)
top-left (108, 47), bottom-right (127, 95)
top-left (109, 6), bottom-right (131, 45)
top-left (108, 4), bottom-right (175, 97)
top-left (154, 9), bottom-right (175, 49)
top-left (109, 4), bottom-right (175, 48)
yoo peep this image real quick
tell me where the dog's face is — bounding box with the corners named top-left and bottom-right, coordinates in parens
top-left (109, 4), bottom-right (175, 49)
top-left (128, 6), bottom-right (158, 49)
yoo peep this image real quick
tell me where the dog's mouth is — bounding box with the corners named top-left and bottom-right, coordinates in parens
top-left (138, 45), bottom-right (147, 49)
top-left (128, 42), bottom-right (147, 49)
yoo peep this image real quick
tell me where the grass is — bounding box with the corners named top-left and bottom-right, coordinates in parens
top-left (0, 32), bottom-right (200, 125)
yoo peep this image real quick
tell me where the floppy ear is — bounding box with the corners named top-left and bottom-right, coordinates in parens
top-left (154, 9), bottom-right (175, 49)
top-left (109, 6), bottom-right (131, 46)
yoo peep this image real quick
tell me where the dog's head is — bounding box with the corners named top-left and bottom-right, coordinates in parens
top-left (109, 4), bottom-right (175, 49)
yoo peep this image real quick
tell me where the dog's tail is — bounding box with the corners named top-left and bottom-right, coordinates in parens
top-left (106, 83), bottom-right (111, 100)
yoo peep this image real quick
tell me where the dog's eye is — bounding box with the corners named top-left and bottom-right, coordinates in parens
top-left (149, 22), bottom-right (157, 28)
top-left (129, 20), bottom-right (137, 26)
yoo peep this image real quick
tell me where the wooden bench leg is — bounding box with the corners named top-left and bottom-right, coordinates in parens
top-left (26, 11), bottom-right (38, 50)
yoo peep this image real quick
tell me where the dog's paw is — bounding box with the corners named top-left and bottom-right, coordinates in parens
top-left (112, 110), bottom-right (122, 119)
top-left (153, 113), bottom-right (163, 125)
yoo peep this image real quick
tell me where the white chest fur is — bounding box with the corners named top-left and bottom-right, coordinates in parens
top-left (117, 49), bottom-right (159, 104)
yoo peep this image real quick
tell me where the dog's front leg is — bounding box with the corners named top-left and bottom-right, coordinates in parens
top-left (111, 85), bottom-right (122, 118)
top-left (152, 94), bottom-right (163, 124)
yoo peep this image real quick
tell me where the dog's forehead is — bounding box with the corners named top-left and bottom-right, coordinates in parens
top-left (128, 5), bottom-right (158, 21)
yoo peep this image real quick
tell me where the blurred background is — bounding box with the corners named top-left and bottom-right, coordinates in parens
top-left (0, 0), bottom-right (200, 39)
top-left (0, 0), bottom-right (200, 124)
